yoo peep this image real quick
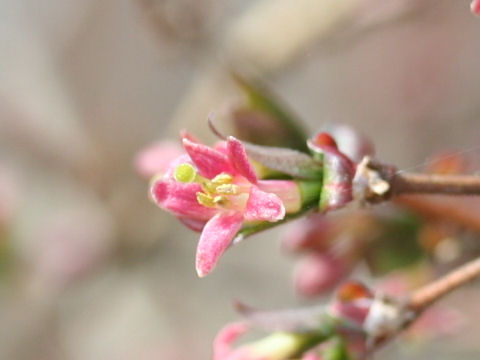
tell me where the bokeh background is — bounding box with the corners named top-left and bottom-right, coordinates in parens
top-left (1, 1), bottom-right (480, 359)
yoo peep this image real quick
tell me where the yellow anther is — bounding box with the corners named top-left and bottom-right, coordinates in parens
top-left (174, 163), bottom-right (197, 183)
top-left (213, 195), bottom-right (227, 205)
top-left (215, 184), bottom-right (239, 195)
top-left (211, 173), bottom-right (233, 185)
top-left (196, 192), bottom-right (216, 207)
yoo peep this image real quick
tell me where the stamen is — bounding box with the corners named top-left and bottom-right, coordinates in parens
top-left (211, 173), bottom-right (234, 185)
top-left (174, 163), bottom-right (197, 183)
top-left (213, 195), bottom-right (227, 205)
top-left (196, 192), bottom-right (216, 207)
top-left (216, 184), bottom-right (239, 195)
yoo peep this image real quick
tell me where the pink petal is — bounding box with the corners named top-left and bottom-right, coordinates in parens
top-left (134, 140), bottom-right (184, 178)
top-left (179, 129), bottom-right (200, 143)
top-left (244, 186), bottom-right (285, 222)
top-left (214, 140), bottom-right (228, 154)
top-left (150, 180), bottom-right (216, 220)
top-left (472, 0), bottom-right (480, 16)
top-left (227, 136), bottom-right (258, 183)
top-left (302, 352), bottom-right (322, 360)
top-left (178, 217), bottom-right (207, 232)
top-left (257, 180), bottom-right (301, 213)
top-left (213, 322), bottom-right (250, 360)
top-left (183, 138), bottom-right (233, 179)
top-left (196, 212), bottom-right (244, 277)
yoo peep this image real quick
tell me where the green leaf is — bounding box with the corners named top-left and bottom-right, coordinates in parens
top-left (244, 142), bottom-right (323, 180)
top-left (323, 338), bottom-right (351, 360)
top-left (232, 73), bottom-right (310, 152)
top-left (365, 213), bottom-right (425, 275)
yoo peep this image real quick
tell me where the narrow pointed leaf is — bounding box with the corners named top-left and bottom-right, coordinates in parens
top-left (235, 301), bottom-right (333, 335)
top-left (232, 73), bottom-right (309, 152)
top-left (244, 142), bottom-right (323, 180)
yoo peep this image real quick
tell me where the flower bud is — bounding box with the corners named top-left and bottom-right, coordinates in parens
top-left (295, 253), bottom-right (347, 297)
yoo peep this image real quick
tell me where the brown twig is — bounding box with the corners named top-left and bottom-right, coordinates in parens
top-left (393, 173), bottom-right (480, 196)
top-left (408, 256), bottom-right (480, 311)
top-left (370, 256), bottom-right (480, 355)
top-left (355, 157), bottom-right (480, 203)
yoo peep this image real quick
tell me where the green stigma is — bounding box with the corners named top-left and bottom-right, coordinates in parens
top-left (174, 163), bottom-right (197, 183)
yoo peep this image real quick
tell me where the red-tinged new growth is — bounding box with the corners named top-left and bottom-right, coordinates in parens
top-left (151, 135), bottom-right (303, 277)
top-left (472, 0), bottom-right (480, 16)
top-left (308, 132), bottom-right (356, 212)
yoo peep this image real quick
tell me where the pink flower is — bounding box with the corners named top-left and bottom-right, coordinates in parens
top-left (472, 0), bottom-right (480, 16)
top-left (134, 140), bottom-right (184, 178)
top-left (151, 135), bottom-right (301, 277)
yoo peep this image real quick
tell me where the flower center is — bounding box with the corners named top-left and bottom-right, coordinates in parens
top-left (174, 163), bottom-right (242, 208)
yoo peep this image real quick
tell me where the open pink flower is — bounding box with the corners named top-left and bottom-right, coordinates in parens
top-left (151, 135), bottom-right (301, 277)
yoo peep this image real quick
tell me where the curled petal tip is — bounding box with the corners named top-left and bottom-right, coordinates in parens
top-left (195, 212), bottom-right (244, 278)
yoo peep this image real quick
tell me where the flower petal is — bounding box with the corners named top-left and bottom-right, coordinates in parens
top-left (213, 322), bottom-right (250, 360)
top-left (227, 136), bottom-right (258, 183)
top-left (196, 212), bottom-right (244, 277)
top-left (150, 180), bottom-right (216, 220)
top-left (178, 217), bottom-right (207, 232)
top-left (472, 0), bottom-right (480, 16)
top-left (183, 138), bottom-right (233, 178)
top-left (244, 186), bottom-right (285, 222)
top-left (257, 180), bottom-right (301, 213)
top-left (134, 140), bottom-right (183, 178)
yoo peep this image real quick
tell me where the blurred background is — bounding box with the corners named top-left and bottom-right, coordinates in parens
top-left (0, 0), bottom-right (480, 359)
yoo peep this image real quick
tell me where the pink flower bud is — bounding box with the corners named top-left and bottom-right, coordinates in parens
top-left (295, 253), bottom-right (347, 297)
top-left (329, 281), bottom-right (373, 328)
top-left (323, 125), bottom-right (375, 163)
top-left (282, 214), bottom-right (335, 253)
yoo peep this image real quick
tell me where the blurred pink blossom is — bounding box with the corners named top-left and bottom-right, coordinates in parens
top-left (134, 140), bottom-right (184, 178)
top-left (472, 0), bottom-right (480, 16)
top-left (294, 253), bottom-right (347, 297)
top-left (32, 208), bottom-right (113, 289)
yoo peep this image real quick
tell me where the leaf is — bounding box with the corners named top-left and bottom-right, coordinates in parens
top-left (323, 338), bottom-right (351, 360)
top-left (232, 73), bottom-right (310, 152)
top-left (244, 142), bottom-right (323, 180)
top-left (234, 301), bottom-right (334, 336)
top-left (365, 213), bottom-right (425, 275)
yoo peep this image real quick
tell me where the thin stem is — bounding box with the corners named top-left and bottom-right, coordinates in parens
top-left (408, 256), bottom-right (480, 311)
top-left (371, 257), bottom-right (480, 354)
top-left (393, 173), bottom-right (480, 196)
